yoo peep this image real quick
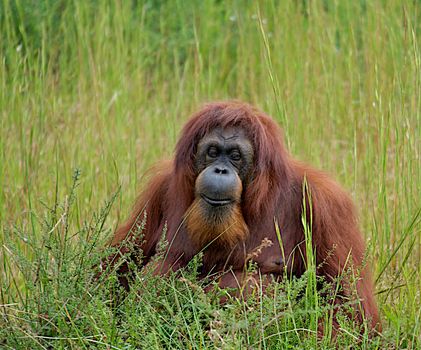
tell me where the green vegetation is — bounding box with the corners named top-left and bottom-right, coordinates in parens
top-left (0, 0), bottom-right (419, 348)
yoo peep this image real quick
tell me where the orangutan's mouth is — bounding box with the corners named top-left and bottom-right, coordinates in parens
top-left (201, 194), bottom-right (233, 207)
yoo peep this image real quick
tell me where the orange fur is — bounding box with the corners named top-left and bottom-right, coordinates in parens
top-left (106, 101), bottom-right (381, 333)
top-left (185, 199), bottom-right (249, 249)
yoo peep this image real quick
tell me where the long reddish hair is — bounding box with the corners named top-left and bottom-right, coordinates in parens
top-left (109, 101), bottom-right (380, 332)
top-left (172, 101), bottom-right (293, 222)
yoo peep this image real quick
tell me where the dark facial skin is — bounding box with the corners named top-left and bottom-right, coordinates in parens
top-left (194, 127), bottom-right (254, 207)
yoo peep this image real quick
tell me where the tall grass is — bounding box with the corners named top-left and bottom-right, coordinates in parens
top-left (0, 0), bottom-right (419, 348)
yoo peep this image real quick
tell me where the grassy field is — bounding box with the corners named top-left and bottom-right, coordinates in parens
top-left (0, 0), bottom-right (420, 348)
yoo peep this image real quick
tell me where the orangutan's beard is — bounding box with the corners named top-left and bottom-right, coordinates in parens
top-left (185, 199), bottom-right (249, 250)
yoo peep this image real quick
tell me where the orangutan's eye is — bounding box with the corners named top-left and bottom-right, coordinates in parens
top-left (230, 149), bottom-right (241, 161)
top-left (207, 146), bottom-right (218, 158)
